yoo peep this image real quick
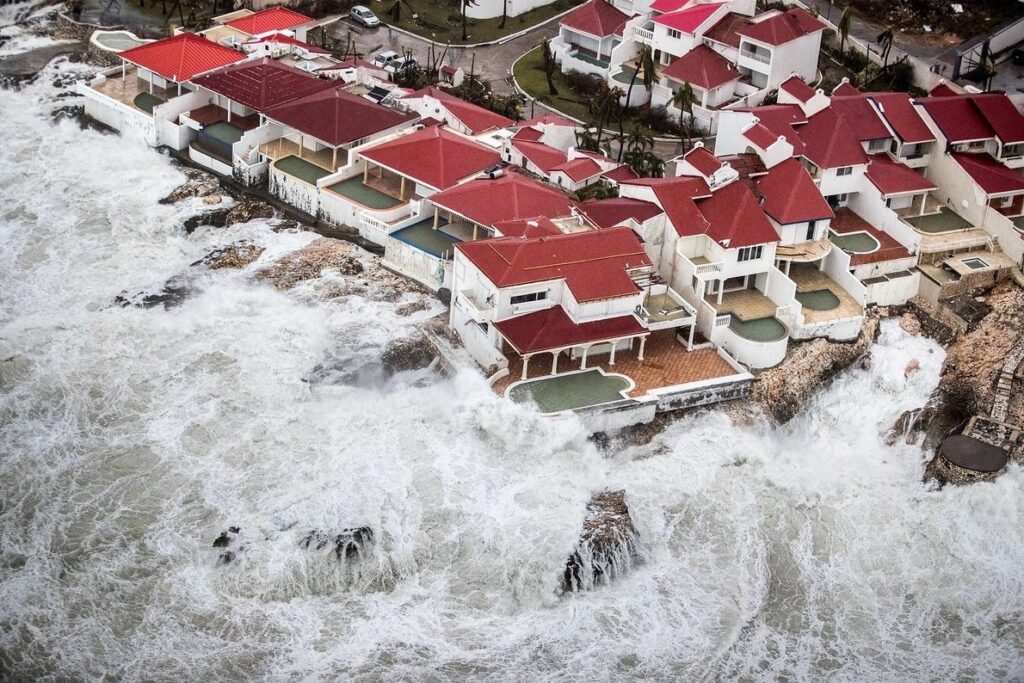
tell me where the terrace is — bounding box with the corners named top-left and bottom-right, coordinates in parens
top-left (829, 208), bottom-right (913, 266)
top-left (390, 218), bottom-right (461, 259)
top-left (787, 263), bottom-right (863, 324)
top-left (705, 287), bottom-right (778, 320)
top-left (492, 329), bottom-right (739, 400)
top-left (91, 72), bottom-right (170, 114)
top-left (260, 137), bottom-right (342, 173)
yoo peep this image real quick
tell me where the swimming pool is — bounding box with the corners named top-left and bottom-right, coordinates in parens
top-left (729, 316), bottom-right (788, 342)
top-left (830, 230), bottom-right (879, 254)
top-left (507, 370), bottom-right (632, 413)
top-left (92, 30), bottom-right (151, 52)
top-left (796, 289), bottom-right (841, 311)
top-left (962, 257), bottom-right (990, 270)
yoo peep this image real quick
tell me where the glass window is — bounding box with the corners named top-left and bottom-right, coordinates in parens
top-left (737, 245), bottom-right (763, 262)
top-left (510, 291), bottom-right (547, 305)
top-left (836, 166), bottom-right (853, 176)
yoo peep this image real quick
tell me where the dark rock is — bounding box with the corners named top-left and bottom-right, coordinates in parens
top-left (218, 551), bottom-right (236, 565)
top-left (213, 532), bottom-right (231, 548)
top-left (436, 287), bottom-right (452, 306)
top-left (257, 238), bottom-right (363, 289)
top-left (301, 526), bottom-right (374, 560)
top-left (192, 242), bottom-right (265, 270)
top-left (380, 334), bottom-right (436, 376)
top-left (228, 526), bottom-right (240, 534)
top-left (562, 490), bottom-right (644, 593)
top-left (160, 168), bottom-right (220, 204)
top-left (114, 275), bottom-right (191, 310)
top-left (183, 208), bottom-right (230, 234)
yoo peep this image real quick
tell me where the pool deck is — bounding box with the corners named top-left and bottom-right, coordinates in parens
top-left (507, 369), bottom-right (631, 413)
top-left (188, 104), bottom-right (259, 131)
top-left (706, 289), bottom-right (777, 321)
top-left (326, 176), bottom-right (403, 210)
top-left (274, 155), bottom-right (331, 185)
top-left (261, 138), bottom-right (340, 173)
top-left (830, 208), bottom-right (913, 266)
top-left (91, 73), bottom-right (165, 114)
top-left (391, 219), bottom-right (460, 258)
top-left (492, 330), bottom-right (739, 398)
top-left (787, 264), bottom-right (863, 323)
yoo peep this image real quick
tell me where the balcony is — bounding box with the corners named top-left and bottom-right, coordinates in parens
top-left (739, 47), bottom-right (771, 64)
top-left (691, 256), bottom-right (724, 277)
top-left (459, 289), bottom-right (495, 322)
top-left (636, 284), bottom-right (695, 331)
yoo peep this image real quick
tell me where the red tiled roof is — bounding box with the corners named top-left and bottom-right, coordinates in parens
top-left (580, 197), bottom-right (663, 228)
top-left (496, 306), bottom-right (646, 354)
top-left (654, 3), bottom-right (726, 34)
top-left (265, 87), bottom-right (417, 147)
top-left (406, 87), bottom-right (514, 134)
top-left (929, 82), bottom-right (959, 97)
top-left (191, 58), bottom-right (335, 112)
top-left (649, 0), bottom-right (691, 12)
top-left (917, 96), bottom-right (994, 143)
top-left (512, 139), bottom-right (566, 172)
top-left (226, 7), bottom-right (311, 35)
top-left (831, 81), bottom-right (859, 97)
top-left (602, 165), bottom-right (640, 182)
top-left (661, 44), bottom-right (739, 90)
top-left (797, 107), bottom-right (869, 168)
top-left (738, 104), bottom-right (807, 154)
top-left (737, 8), bottom-right (825, 46)
top-left (245, 32), bottom-right (330, 53)
top-left (868, 92), bottom-right (934, 144)
top-left (512, 126), bottom-right (544, 142)
top-left (865, 154), bottom-right (936, 195)
top-left (682, 144), bottom-right (724, 176)
top-left (754, 158), bottom-right (833, 224)
top-left (780, 75), bottom-right (815, 103)
top-left (457, 227), bottom-right (651, 303)
top-left (953, 153), bottom-right (1024, 195)
top-left (491, 216), bottom-right (563, 238)
top-left (704, 11), bottom-right (748, 48)
top-left (551, 157), bottom-right (603, 181)
top-left (830, 95), bottom-right (891, 141)
top-left (971, 93), bottom-right (1024, 145)
top-left (430, 172), bottom-right (574, 228)
top-left (560, 0), bottom-right (630, 37)
top-left (743, 122), bottom-right (781, 149)
top-left (359, 127), bottom-right (500, 190)
top-left (721, 152), bottom-right (767, 178)
top-left (119, 33), bottom-right (244, 83)
top-left (520, 113), bottom-right (577, 127)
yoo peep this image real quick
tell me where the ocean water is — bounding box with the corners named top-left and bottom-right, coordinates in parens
top-left (2, 29), bottom-right (1024, 682)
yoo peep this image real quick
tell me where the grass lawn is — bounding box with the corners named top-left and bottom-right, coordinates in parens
top-left (385, 0), bottom-right (578, 45)
top-left (513, 46), bottom-right (671, 137)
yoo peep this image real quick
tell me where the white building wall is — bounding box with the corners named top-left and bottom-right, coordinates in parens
top-left (766, 31), bottom-right (821, 86)
top-left (817, 164), bottom-right (867, 198)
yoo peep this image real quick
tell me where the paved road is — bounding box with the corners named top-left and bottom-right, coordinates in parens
top-left (327, 18), bottom-right (557, 93)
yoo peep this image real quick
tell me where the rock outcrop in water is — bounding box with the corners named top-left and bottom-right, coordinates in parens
top-left (114, 274), bottom-right (192, 309)
top-left (160, 167), bottom-right (221, 205)
top-left (753, 315), bottom-right (879, 423)
top-left (257, 238), bottom-right (364, 289)
top-left (193, 242), bottom-right (265, 270)
top-left (563, 490), bottom-right (645, 593)
top-left (302, 527), bottom-right (374, 560)
top-left (212, 526), bottom-right (243, 565)
top-left (380, 334), bottom-right (437, 376)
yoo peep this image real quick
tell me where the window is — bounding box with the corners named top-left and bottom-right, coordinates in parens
top-left (667, 28), bottom-right (681, 39)
top-left (805, 220), bottom-right (817, 241)
top-left (737, 245), bottom-right (763, 262)
top-left (836, 166), bottom-right (853, 176)
top-left (1001, 195), bottom-right (1015, 208)
top-left (868, 138), bottom-right (888, 152)
top-left (1003, 143), bottom-right (1024, 158)
top-left (511, 291), bottom-right (547, 305)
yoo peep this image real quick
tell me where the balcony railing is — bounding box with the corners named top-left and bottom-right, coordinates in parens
top-left (739, 48), bottom-right (771, 64)
top-left (633, 26), bottom-right (654, 43)
top-left (459, 290), bottom-right (495, 322)
top-left (695, 261), bottom-right (724, 276)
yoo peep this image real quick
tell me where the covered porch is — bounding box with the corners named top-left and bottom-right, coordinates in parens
top-left (787, 263), bottom-right (863, 324)
top-left (260, 136), bottom-right (346, 174)
top-left (90, 68), bottom-right (172, 114)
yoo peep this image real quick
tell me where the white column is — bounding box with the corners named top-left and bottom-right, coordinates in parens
top-left (785, 260), bottom-right (792, 276)
top-left (521, 355), bottom-right (531, 380)
top-left (609, 342), bottom-right (617, 366)
top-left (550, 351), bottom-right (559, 375)
top-left (717, 282), bottom-right (723, 305)
top-left (581, 346), bottom-right (590, 370)
top-left (687, 323), bottom-right (696, 350)
top-left (638, 335), bottom-right (648, 362)
top-left (176, 82), bottom-right (181, 96)
top-left (121, 61), bottom-right (126, 80)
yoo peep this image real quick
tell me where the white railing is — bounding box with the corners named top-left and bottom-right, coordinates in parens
top-left (695, 261), bottom-right (724, 276)
top-left (715, 314), bottom-right (731, 327)
top-left (459, 289), bottom-right (495, 322)
top-left (633, 26), bottom-right (654, 43)
top-left (360, 213), bottom-right (389, 233)
top-left (739, 48), bottom-right (771, 64)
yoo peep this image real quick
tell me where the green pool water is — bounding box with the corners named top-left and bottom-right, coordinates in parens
top-left (570, 50), bottom-right (610, 68)
top-left (133, 92), bottom-right (163, 114)
top-left (905, 208), bottom-right (972, 233)
top-left (830, 230), bottom-right (879, 253)
top-left (327, 176), bottom-right (403, 210)
top-left (729, 316), bottom-right (787, 342)
top-left (796, 289), bottom-right (841, 311)
top-left (275, 156), bottom-right (330, 185)
top-left (391, 219), bottom-right (459, 258)
top-left (203, 121), bottom-right (244, 146)
top-left (961, 257), bottom-right (989, 270)
top-left (613, 66), bottom-right (637, 84)
top-left (508, 370), bottom-right (630, 413)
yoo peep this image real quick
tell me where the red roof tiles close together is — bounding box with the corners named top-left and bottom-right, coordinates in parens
top-left (953, 153), bottom-right (1024, 195)
top-left (495, 306), bottom-right (646, 354)
top-left (864, 154), bottom-right (936, 195)
top-left (226, 7), bottom-right (311, 35)
top-left (191, 58), bottom-right (336, 112)
top-left (661, 44), bottom-right (740, 90)
top-left (560, 0), bottom-right (630, 37)
top-left (753, 158), bottom-right (834, 224)
top-left (405, 87), bottom-right (514, 134)
top-left (120, 33), bottom-right (244, 83)
top-left (780, 75), bottom-right (816, 103)
top-left (736, 8), bottom-right (825, 46)
top-left (431, 172), bottom-right (575, 229)
top-left (265, 87), bottom-right (418, 147)
top-left (580, 197), bottom-right (663, 228)
top-left (359, 127), bottom-right (500, 191)
top-left (654, 2), bottom-right (726, 34)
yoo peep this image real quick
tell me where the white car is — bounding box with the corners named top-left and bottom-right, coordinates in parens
top-left (385, 56), bottom-right (417, 74)
top-left (350, 5), bottom-right (380, 28)
top-left (372, 50), bottom-right (401, 69)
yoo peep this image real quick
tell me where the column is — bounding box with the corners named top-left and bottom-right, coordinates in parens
top-left (819, 258), bottom-right (826, 272)
top-left (400, 176), bottom-right (407, 201)
top-left (550, 351), bottom-right (559, 375)
top-left (298, 135), bottom-right (304, 159)
top-left (364, 165), bottom-right (370, 183)
top-left (717, 281), bottom-right (723, 305)
top-left (176, 82), bottom-right (181, 96)
top-left (581, 346), bottom-right (589, 370)
top-left (433, 206), bottom-right (440, 229)
top-left (473, 224), bottom-right (479, 240)
top-left (609, 342), bottom-right (617, 366)
top-left (227, 103), bottom-right (231, 123)
top-left (687, 323), bottom-right (696, 351)
top-left (148, 78), bottom-right (153, 94)
top-left (638, 335), bottom-right (648, 362)
top-left (121, 61), bottom-right (126, 80)
top-left (785, 260), bottom-right (792, 276)
top-left (521, 355), bottom-right (531, 380)
top-left (332, 147), bottom-right (338, 170)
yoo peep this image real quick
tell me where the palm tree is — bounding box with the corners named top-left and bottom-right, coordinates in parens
top-left (617, 45), bottom-right (655, 161)
top-left (838, 6), bottom-right (852, 56)
top-left (575, 128), bottom-right (600, 152)
top-left (670, 81), bottom-right (694, 154)
top-left (460, 0), bottom-right (477, 41)
top-left (877, 26), bottom-right (894, 69)
top-left (499, 0), bottom-right (508, 29)
top-left (593, 84), bottom-right (623, 150)
top-left (540, 38), bottom-right (558, 96)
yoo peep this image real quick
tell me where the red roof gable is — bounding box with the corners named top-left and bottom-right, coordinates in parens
top-left (580, 197), bottom-right (663, 228)
top-left (226, 7), bottom-right (311, 35)
top-left (831, 81), bottom-right (860, 97)
top-left (491, 216), bottom-right (564, 238)
top-left (602, 165), bottom-right (640, 182)
top-left (704, 11), bottom-right (748, 48)
top-left (780, 75), bottom-right (815, 103)
top-left (654, 3), bottom-right (726, 34)
top-left (754, 158), bottom-right (833, 224)
top-left (682, 144), bottom-right (725, 176)
top-left (867, 92), bottom-right (934, 144)
top-left (407, 87), bottom-right (514, 134)
top-left (797, 107), bottom-right (869, 168)
top-left (929, 82), bottom-right (959, 97)
top-left (560, 0), bottom-right (630, 37)
top-left (865, 155), bottom-right (936, 195)
top-left (918, 96), bottom-right (994, 143)
top-left (739, 104), bottom-right (807, 154)
top-left (191, 58), bottom-right (335, 112)
top-left (696, 179), bottom-right (779, 248)
top-left (744, 122), bottom-right (782, 149)
top-left (661, 44), bottom-right (739, 90)
top-left (551, 157), bottom-right (603, 182)
top-left (512, 126), bottom-right (544, 142)
top-left (457, 227), bottom-right (651, 303)
top-left (512, 139), bottom-right (567, 173)
top-left (120, 33), bottom-right (244, 83)
top-left (359, 127), bottom-right (500, 190)
top-left (431, 172), bottom-right (574, 228)
top-left (830, 95), bottom-right (892, 141)
top-left (520, 113), bottom-right (577, 128)
top-left (245, 32), bottom-right (330, 53)
top-left (953, 153), bottom-right (1024, 196)
top-left (265, 87), bottom-right (417, 147)
top-left (495, 306), bottom-right (646, 354)
top-left (971, 93), bottom-right (1024, 145)
top-left (737, 8), bottom-right (825, 46)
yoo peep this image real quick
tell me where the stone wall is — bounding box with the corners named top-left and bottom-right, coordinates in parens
top-left (53, 12), bottom-right (123, 41)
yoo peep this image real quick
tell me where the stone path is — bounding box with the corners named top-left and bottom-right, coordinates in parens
top-left (990, 341), bottom-right (1024, 424)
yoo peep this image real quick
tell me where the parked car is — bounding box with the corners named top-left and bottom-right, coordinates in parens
top-left (372, 50), bottom-right (401, 69)
top-left (349, 5), bottom-right (380, 28)
top-left (385, 56), bottom-right (417, 74)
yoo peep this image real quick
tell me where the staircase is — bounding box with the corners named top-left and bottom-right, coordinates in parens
top-left (991, 341), bottom-right (1024, 423)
